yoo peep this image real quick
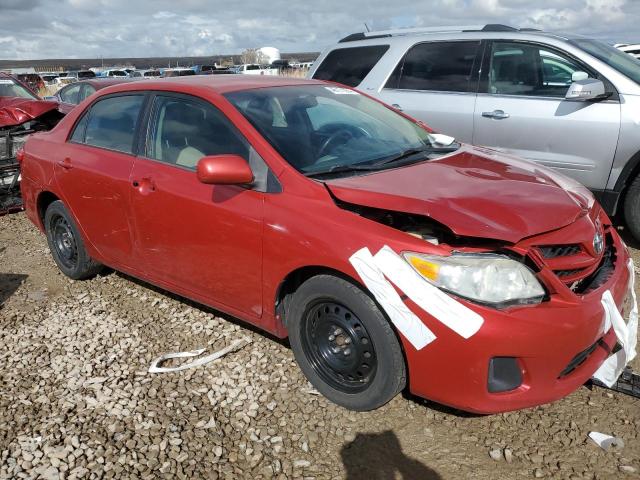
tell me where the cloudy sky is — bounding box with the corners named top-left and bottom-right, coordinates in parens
top-left (0, 0), bottom-right (638, 60)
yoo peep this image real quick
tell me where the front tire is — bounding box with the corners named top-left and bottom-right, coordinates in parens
top-left (288, 275), bottom-right (406, 411)
top-left (44, 200), bottom-right (102, 280)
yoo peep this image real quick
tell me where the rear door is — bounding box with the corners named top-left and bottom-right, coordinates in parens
top-left (128, 93), bottom-right (264, 316)
top-left (472, 41), bottom-right (621, 190)
top-left (376, 41), bottom-right (482, 142)
top-left (54, 93), bottom-right (145, 265)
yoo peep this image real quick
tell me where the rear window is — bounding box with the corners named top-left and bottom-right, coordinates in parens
top-left (81, 95), bottom-right (144, 153)
top-left (312, 45), bottom-right (390, 87)
top-left (385, 41), bottom-right (481, 92)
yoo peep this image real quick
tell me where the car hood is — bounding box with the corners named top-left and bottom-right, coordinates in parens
top-left (324, 146), bottom-right (592, 244)
top-left (0, 97), bottom-right (59, 128)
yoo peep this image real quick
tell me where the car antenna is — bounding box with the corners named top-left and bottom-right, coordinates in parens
top-left (364, 22), bottom-right (370, 32)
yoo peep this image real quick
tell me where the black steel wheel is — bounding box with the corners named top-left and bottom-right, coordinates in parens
top-left (44, 200), bottom-right (102, 280)
top-left (288, 275), bottom-right (406, 411)
top-left (51, 214), bottom-right (78, 270)
top-left (301, 301), bottom-right (377, 393)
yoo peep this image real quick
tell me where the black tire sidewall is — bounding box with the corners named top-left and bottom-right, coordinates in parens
top-left (44, 201), bottom-right (94, 280)
top-left (624, 176), bottom-right (640, 241)
top-left (288, 275), bottom-right (406, 411)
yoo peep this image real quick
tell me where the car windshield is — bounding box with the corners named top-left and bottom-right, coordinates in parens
top-left (571, 38), bottom-right (640, 85)
top-left (225, 85), bottom-right (454, 176)
top-left (0, 78), bottom-right (38, 99)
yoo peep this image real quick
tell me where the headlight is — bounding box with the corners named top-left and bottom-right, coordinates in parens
top-left (403, 252), bottom-right (545, 306)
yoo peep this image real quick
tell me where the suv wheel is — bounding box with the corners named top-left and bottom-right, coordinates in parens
top-left (288, 275), bottom-right (406, 411)
top-left (624, 174), bottom-right (640, 241)
top-left (44, 201), bottom-right (102, 279)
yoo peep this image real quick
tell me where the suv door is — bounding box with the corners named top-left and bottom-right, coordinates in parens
top-left (376, 41), bottom-right (482, 142)
top-left (54, 93), bottom-right (145, 265)
top-left (473, 41), bottom-right (621, 190)
top-left (129, 94), bottom-right (264, 317)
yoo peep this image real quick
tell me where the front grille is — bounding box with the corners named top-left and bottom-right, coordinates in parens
top-left (539, 244), bottom-right (582, 258)
top-left (555, 268), bottom-right (586, 278)
top-left (573, 236), bottom-right (616, 294)
top-left (558, 340), bottom-right (601, 378)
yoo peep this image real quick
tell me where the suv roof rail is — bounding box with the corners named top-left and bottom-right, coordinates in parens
top-left (338, 24), bottom-right (527, 43)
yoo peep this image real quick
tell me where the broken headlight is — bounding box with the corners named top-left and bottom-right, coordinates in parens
top-left (403, 252), bottom-right (545, 306)
top-left (0, 132), bottom-right (28, 161)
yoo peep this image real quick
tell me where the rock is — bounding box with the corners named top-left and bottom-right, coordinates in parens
top-left (619, 465), bottom-right (637, 473)
top-left (294, 459), bottom-right (311, 468)
top-left (504, 448), bottom-right (513, 464)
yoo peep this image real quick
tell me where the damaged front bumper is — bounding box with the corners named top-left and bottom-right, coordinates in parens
top-left (403, 225), bottom-right (633, 414)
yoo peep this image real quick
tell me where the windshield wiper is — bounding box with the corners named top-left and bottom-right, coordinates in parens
top-left (371, 145), bottom-right (458, 169)
top-left (305, 163), bottom-right (381, 178)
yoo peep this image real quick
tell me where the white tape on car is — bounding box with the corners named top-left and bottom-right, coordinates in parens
top-left (349, 247), bottom-right (436, 350)
top-left (592, 259), bottom-right (638, 387)
top-left (373, 246), bottom-right (484, 339)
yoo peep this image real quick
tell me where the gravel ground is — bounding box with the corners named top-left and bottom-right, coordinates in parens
top-left (1, 212), bottom-right (639, 480)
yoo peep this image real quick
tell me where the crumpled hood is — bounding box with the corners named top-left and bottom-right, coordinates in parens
top-left (325, 146), bottom-right (593, 243)
top-left (0, 97), bottom-right (59, 128)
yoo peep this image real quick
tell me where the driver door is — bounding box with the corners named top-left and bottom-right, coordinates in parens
top-left (129, 93), bottom-right (264, 317)
top-left (473, 41), bottom-right (620, 190)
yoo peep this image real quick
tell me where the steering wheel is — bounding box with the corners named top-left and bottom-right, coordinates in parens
top-left (317, 125), bottom-right (373, 158)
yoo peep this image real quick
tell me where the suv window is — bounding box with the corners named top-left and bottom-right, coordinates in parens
top-left (59, 84), bottom-right (82, 104)
top-left (487, 42), bottom-right (584, 97)
top-left (313, 45), bottom-right (390, 87)
top-left (147, 96), bottom-right (249, 169)
top-left (385, 41), bottom-right (481, 92)
top-left (81, 95), bottom-right (144, 153)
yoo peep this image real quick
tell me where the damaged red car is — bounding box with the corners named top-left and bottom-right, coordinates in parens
top-left (19, 76), bottom-right (635, 413)
top-left (0, 72), bottom-right (63, 215)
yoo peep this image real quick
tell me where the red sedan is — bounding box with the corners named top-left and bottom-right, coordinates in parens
top-left (19, 76), bottom-right (635, 413)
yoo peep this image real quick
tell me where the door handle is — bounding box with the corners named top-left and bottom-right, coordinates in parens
top-left (56, 157), bottom-right (73, 170)
top-left (391, 103), bottom-right (403, 111)
top-left (482, 110), bottom-right (510, 119)
top-left (133, 177), bottom-right (156, 195)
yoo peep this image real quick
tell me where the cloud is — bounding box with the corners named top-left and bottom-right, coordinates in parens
top-left (0, 0), bottom-right (638, 60)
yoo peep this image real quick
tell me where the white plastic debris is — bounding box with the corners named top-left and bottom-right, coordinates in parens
top-left (350, 247), bottom-right (437, 350)
top-left (592, 259), bottom-right (638, 387)
top-left (588, 431), bottom-right (625, 450)
top-left (148, 337), bottom-right (251, 373)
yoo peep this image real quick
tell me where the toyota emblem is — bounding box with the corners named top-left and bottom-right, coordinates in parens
top-left (593, 230), bottom-right (604, 255)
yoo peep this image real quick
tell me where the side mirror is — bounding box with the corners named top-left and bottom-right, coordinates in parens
top-left (565, 78), bottom-right (607, 101)
top-left (196, 154), bottom-right (254, 185)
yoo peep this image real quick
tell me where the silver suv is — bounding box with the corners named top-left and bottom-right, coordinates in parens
top-left (309, 24), bottom-right (640, 239)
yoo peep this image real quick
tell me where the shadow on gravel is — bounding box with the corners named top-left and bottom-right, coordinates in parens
top-left (0, 273), bottom-right (28, 307)
top-left (340, 430), bottom-right (441, 480)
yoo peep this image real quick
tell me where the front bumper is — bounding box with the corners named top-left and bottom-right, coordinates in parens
top-left (404, 226), bottom-right (632, 414)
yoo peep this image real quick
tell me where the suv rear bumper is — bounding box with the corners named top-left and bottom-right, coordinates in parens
top-left (403, 227), bottom-right (631, 414)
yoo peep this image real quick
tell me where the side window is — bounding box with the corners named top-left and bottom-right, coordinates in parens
top-left (385, 41), bottom-right (481, 92)
top-left (488, 42), bottom-right (585, 97)
top-left (69, 113), bottom-right (89, 143)
top-left (312, 45), bottom-right (390, 87)
top-left (147, 96), bottom-right (249, 170)
top-left (83, 95), bottom-right (144, 153)
top-left (79, 84), bottom-right (96, 103)
top-left (59, 84), bottom-right (82, 104)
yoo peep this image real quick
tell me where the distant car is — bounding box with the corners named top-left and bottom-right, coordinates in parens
top-left (236, 64), bottom-right (278, 76)
top-left (50, 78), bottom-right (142, 114)
top-left (100, 69), bottom-right (128, 78)
top-left (40, 73), bottom-right (60, 86)
top-left (54, 76), bottom-right (77, 88)
top-left (163, 68), bottom-right (196, 77)
top-left (15, 74), bottom-right (44, 93)
top-left (130, 69), bottom-right (162, 78)
top-left (67, 70), bottom-right (97, 80)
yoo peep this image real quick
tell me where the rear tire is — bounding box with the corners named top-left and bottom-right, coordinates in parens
top-left (44, 200), bottom-right (102, 280)
top-left (288, 275), bottom-right (406, 411)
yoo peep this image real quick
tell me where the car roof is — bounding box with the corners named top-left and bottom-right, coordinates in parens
top-left (79, 77), bottom-right (143, 89)
top-left (100, 75), bottom-right (327, 95)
